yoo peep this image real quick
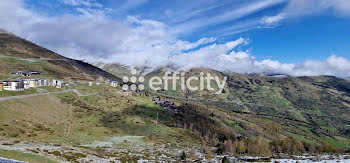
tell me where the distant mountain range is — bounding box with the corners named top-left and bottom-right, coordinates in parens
top-left (98, 63), bottom-right (350, 148)
top-left (0, 29), bottom-right (118, 81)
top-left (0, 28), bottom-right (349, 157)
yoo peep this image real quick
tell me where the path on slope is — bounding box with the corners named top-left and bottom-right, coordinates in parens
top-left (0, 89), bottom-right (127, 101)
top-left (0, 91), bottom-right (67, 101)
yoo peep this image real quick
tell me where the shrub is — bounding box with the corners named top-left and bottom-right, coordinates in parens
top-left (247, 137), bottom-right (271, 157)
top-left (236, 140), bottom-right (246, 154)
top-left (180, 151), bottom-right (186, 160)
top-left (223, 139), bottom-right (236, 154)
top-left (222, 156), bottom-right (229, 163)
top-left (9, 133), bottom-right (19, 137)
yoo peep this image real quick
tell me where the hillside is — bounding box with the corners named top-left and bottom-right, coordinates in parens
top-left (100, 64), bottom-right (350, 149)
top-left (0, 66), bottom-right (349, 161)
top-left (0, 34), bottom-right (349, 161)
top-left (0, 29), bottom-right (118, 81)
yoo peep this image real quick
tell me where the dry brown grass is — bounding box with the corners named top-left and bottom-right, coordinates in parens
top-left (0, 94), bottom-right (69, 141)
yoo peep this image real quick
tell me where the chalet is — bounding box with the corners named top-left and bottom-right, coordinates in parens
top-left (37, 79), bottom-right (50, 86)
top-left (44, 79), bottom-right (50, 86)
top-left (2, 80), bottom-right (25, 91)
top-left (10, 71), bottom-right (40, 77)
top-left (52, 79), bottom-right (65, 88)
top-left (0, 82), bottom-right (3, 91)
top-left (74, 82), bottom-right (80, 86)
top-left (24, 79), bottom-right (39, 88)
top-left (24, 83), bottom-right (30, 90)
top-left (10, 71), bottom-right (25, 76)
top-left (110, 81), bottom-right (118, 87)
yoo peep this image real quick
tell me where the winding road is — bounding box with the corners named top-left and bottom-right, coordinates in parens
top-left (0, 90), bottom-right (70, 101)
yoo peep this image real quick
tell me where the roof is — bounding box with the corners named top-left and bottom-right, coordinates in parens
top-left (24, 79), bottom-right (39, 81)
top-left (2, 80), bottom-right (24, 82)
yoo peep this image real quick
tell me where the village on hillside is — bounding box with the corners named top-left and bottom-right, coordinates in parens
top-left (0, 71), bottom-right (119, 92)
top-left (0, 71), bottom-right (179, 112)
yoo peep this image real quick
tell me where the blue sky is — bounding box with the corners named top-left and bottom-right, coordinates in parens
top-left (1, 0), bottom-right (350, 76)
top-left (239, 16), bottom-right (350, 63)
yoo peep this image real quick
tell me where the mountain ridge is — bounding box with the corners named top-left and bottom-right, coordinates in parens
top-left (0, 28), bottom-right (119, 81)
top-left (99, 63), bottom-right (350, 141)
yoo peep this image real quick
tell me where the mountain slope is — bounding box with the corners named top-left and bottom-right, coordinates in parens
top-left (0, 64), bottom-right (349, 161)
top-left (0, 29), bottom-right (118, 81)
top-left (100, 64), bottom-right (350, 148)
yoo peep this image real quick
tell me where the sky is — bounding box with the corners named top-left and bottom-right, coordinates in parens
top-left (0, 0), bottom-right (350, 76)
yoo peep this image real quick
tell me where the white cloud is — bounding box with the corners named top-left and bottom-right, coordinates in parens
top-left (61, 0), bottom-right (102, 8)
top-left (0, 0), bottom-right (349, 77)
top-left (173, 0), bottom-right (286, 34)
top-left (261, 0), bottom-right (350, 25)
top-left (261, 13), bottom-right (285, 25)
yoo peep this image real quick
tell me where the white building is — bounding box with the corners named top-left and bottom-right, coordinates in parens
top-left (2, 80), bottom-right (25, 91)
top-left (24, 79), bottom-right (38, 88)
top-left (110, 81), bottom-right (118, 87)
top-left (39, 79), bottom-right (50, 86)
top-left (52, 79), bottom-right (65, 88)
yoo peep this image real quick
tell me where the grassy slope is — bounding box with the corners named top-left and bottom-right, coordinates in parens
top-left (0, 31), bottom-right (119, 81)
top-left (0, 149), bottom-right (57, 163)
top-left (0, 84), bottom-right (348, 162)
top-left (0, 77), bottom-right (348, 162)
top-left (1, 87), bottom-right (348, 149)
top-left (0, 94), bottom-right (68, 140)
top-left (0, 55), bottom-right (95, 81)
top-left (116, 67), bottom-right (350, 148)
top-left (0, 85), bottom-right (195, 147)
top-left (0, 88), bottom-right (37, 97)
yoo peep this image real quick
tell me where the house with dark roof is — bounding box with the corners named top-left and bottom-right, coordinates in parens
top-left (10, 71), bottom-right (41, 77)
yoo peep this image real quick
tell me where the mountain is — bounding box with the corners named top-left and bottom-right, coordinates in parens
top-left (100, 63), bottom-right (350, 148)
top-left (95, 62), bottom-right (132, 79)
top-left (0, 33), bottom-right (349, 161)
top-left (0, 63), bottom-right (349, 162)
top-left (0, 29), bottom-right (118, 81)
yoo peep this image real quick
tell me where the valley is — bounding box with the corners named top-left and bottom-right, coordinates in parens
top-left (0, 29), bottom-right (349, 162)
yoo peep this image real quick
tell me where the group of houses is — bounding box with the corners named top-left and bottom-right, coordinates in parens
top-left (0, 79), bottom-right (51, 91)
top-left (152, 96), bottom-right (179, 113)
top-left (0, 76), bottom-right (120, 92)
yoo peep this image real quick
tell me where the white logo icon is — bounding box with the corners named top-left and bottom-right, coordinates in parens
top-left (122, 68), bottom-right (145, 91)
